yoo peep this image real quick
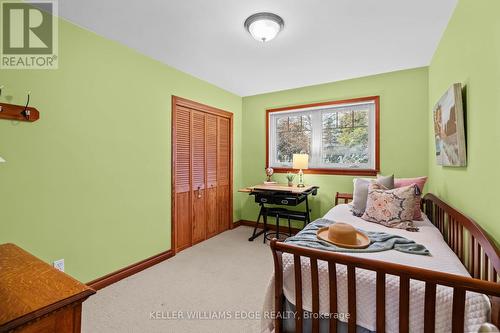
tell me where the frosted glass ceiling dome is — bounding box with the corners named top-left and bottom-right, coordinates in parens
top-left (244, 12), bottom-right (284, 43)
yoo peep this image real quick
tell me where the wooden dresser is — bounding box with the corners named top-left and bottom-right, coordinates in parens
top-left (0, 243), bottom-right (95, 333)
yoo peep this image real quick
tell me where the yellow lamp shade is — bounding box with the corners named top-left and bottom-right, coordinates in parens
top-left (292, 154), bottom-right (309, 170)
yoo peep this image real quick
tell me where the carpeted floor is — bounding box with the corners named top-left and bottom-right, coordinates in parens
top-left (82, 226), bottom-right (273, 333)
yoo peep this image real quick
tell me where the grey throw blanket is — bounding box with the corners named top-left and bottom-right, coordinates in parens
top-left (285, 218), bottom-right (430, 256)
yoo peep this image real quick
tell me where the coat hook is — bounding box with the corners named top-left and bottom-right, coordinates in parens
top-left (0, 86), bottom-right (4, 113)
top-left (21, 91), bottom-right (31, 120)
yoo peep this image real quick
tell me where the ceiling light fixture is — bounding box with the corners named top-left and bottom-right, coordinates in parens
top-left (244, 12), bottom-right (284, 43)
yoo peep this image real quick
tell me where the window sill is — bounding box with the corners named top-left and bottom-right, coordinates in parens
top-left (270, 167), bottom-right (378, 176)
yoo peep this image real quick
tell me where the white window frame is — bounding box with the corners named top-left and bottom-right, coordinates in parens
top-left (267, 97), bottom-right (380, 175)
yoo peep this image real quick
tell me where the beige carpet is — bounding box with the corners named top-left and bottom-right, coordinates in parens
top-left (82, 226), bottom-right (273, 333)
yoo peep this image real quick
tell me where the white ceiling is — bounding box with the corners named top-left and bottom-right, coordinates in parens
top-left (59, 0), bottom-right (457, 96)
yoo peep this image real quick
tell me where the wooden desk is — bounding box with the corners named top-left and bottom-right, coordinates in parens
top-left (0, 243), bottom-right (95, 333)
top-left (241, 184), bottom-right (319, 242)
top-left (250, 184), bottom-right (315, 193)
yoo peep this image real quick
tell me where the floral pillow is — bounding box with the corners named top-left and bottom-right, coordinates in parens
top-left (361, 183), bottom-right (420, 231)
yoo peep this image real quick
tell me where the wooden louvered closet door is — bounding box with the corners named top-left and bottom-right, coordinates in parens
top-left (206, 114), bottom-right (219, 238)
top-left (172, 97), bottom-right (232, 253)
top-left (217, 117), bottom-right (231, 233)
top-left (173, 106), bottom-right (192, 252)
top-left (191, 110), bottom-right (206, 244)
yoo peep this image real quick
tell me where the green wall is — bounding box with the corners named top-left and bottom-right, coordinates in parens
top-left (240, 68), bottom-right (429, 224)
top-left (0, 19), bottom-right (243, 282)
top-left (427, 0), bottom-right (500, 242)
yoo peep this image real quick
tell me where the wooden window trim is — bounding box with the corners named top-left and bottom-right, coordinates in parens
top-left (265, 96), bottom-right (380, 176)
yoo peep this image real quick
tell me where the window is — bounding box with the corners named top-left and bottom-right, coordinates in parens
top-left (267, 96), bottom-right (379, 175)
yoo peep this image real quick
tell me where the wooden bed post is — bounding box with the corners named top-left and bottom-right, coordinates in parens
top-left (491, 296), bottom-right (500, 328)
top-left (271, 239), bottom-right (284, 333)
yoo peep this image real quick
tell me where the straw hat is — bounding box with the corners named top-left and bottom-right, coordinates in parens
top-left (317, 223), bottom-right (370, 249)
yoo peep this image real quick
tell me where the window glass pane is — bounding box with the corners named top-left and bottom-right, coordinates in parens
top-left (353, 109), bottom-right (369, 127)
top-left (302, 114), bottom-right (312, 131)
top-left (277, 117), bottom-right (288, 132)
top-left (322, 112), bottom-right (337, 129)
top-left (336, 127), bottom-right (369, 164)
top-left (322, 127), bottom-right (341, 163)
top-left (337, 109), bottom-right (353, 128)
top-left (321, 109), bottom-right (369, 167)
top-left (275, 114), bottom-right (311, 163)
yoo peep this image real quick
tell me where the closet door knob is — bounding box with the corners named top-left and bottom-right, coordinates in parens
top-left (197, 186), bottom-right (202, 198)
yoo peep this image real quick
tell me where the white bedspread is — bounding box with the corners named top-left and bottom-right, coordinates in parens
top-left (261, 204), bottom-right (490, 333)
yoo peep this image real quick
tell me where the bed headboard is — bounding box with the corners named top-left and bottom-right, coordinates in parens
top-left (334, 192), bottom-right (353, 205)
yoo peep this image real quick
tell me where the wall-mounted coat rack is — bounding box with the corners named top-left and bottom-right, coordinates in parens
top-left (0, 102), bottom-right (40, 122)
top-left (0, 88), bottom-right (39, 122)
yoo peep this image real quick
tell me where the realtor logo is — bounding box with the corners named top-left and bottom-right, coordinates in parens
top-left (1, 0), bottom-right (58, 69)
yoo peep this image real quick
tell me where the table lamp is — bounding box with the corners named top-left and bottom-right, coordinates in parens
top-left (292, 154), bottom-right (309, 187)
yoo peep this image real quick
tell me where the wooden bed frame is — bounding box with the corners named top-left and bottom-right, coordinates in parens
top-left (270, 193), bottom-right (500, 333)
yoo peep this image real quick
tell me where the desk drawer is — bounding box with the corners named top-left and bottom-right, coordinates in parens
top-left (254, 193), bottom-right (305, 206)
top-left (273, 196), bottom-right (303, 206)
top-left (255, 194), bottom-right (272, 204)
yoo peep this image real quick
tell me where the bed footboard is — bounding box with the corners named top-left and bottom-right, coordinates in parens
top-left (271, 239), bottom-right (500, 333)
